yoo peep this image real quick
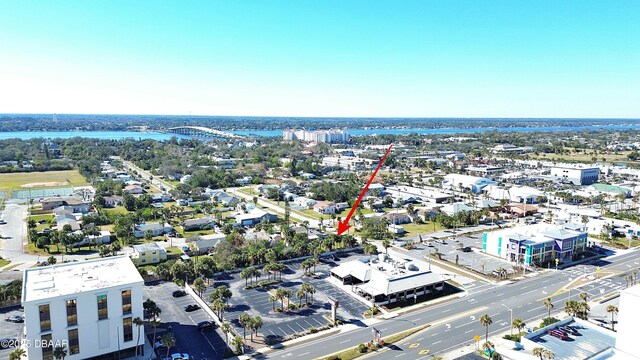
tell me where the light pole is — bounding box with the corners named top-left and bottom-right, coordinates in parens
top-left (502, 304), bottom-right (513, 336)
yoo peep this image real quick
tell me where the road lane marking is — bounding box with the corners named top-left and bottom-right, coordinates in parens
top-left (340, 339), bottom-right (350, 344)
top-left (298, 352), bottom-right (310, 357)
top-left (395, 354), bottom-right (406, 358)
top-left (433, 340), bottom-right (442, 345)
top-left (409, 343), bottom-right (420, 349)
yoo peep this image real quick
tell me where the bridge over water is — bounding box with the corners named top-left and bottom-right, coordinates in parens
top-left (165, 126), bottom-right (243, 139)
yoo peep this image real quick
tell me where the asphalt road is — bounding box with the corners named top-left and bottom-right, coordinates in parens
top-left (263, 248), bottom-right (640, 359)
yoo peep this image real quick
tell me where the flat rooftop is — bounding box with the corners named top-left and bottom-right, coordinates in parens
top-left (527, 320), bottom-right (615, 359)
top-left (22, 256), bottom-right (143, 303)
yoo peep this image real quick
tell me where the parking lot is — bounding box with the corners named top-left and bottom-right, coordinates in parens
top-left (408, 235), bottom-right (517, 275)
top-left (202, 251), bottom-right (370, 342)
top-left (529, 321), bottom-right (616, 359)
top-left (0, 306), bottom-right (24, 359)
top-left (143, 281), bottom-right (228, 360)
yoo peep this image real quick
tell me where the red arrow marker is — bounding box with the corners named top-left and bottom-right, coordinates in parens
top-left (337, 144), bottom-right (393, 236)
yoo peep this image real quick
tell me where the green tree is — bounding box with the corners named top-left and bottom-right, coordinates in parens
top-left (221, 321), bottom-right (232, 343)
top-left (161, 332), bottom-right (176, 359)
top-left (607, 305), bottom-right (618, 331)
top-left (53, 345), bottom-right (67, 360)
top-left (511, 318), bottom-right (525, 339)
top-left (133, 317), bottom-right (144, 356)
top-left (193, 278), bottom-right (206, 297)
top-left (382, 239), bottom-right (391, 254)
top-left (543, 298), bottom-right (554, 320)
top-left (232, 335), bottom-right (244, 354)
top-left (239, 313), bottom-right (251, 339)
top-left (533, 347), bottom-right (544, 360)
top-left (480, 314), bottom-right (493, 342)
top-left (9, 348), bottom-right (26, 360)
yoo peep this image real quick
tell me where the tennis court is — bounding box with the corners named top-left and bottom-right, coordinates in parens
top-left (11, 187), bottom-right (75, 200)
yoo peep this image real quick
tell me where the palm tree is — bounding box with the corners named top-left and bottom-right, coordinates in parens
top-left (268, 294), bottom-right (278, 312)
top-left (231, 335), bottom-right (244, 354)
top-left (9, 348), bottom-right (26, 360)
top-left (193, 278), bottom-right (206, 297)
top-left (301, 283), bottom-right (316, 304)
top-left (607, 305), bottom-right (618, 331)
top-left (480, 314), bottom-right (493, 342)
top-left (532, 347), bottom-right (544, 360)
top-left (53, 345), bottom-right (67, 360)
top-left (564, 300), bottom-right (579, 317)
top-left (162, 333), bottom-right (176, 359)
top-left (133, 316), bottom-right (144, 356)
top-left (221, 321), bottom-right (232, 343)
top-left (382, 239), bottom-right (391, 254)
top-left (511, 318), bottom-right (525, 339)
top-left (482, 341), bottom-right (494, 353)
top-left (211, 298), bottom-right (226, 321)
top-left (239, 313), bottom-right (251, 339)
top-left (543, 298), bottom-right (554, 320)
top-left (296, 289), bottom-right (305, 306)
top-left (579, 292), bottom-right (589, 302)
top-left (250, 315), bottom-right (263, 341)
top-left (577, 301), bottom-right (590, 320)
top-left (542, 349), bottom-right (555, 360)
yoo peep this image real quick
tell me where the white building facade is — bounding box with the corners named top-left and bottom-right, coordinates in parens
top-left (22, 256), bottom-right (145, 360)
top-left (550, 166), bottom-right (600, 185)
top-left (283, 129), bottom-right (348, 143)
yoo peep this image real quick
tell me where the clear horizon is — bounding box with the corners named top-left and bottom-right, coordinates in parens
top-left (1, 1), bottom-right (638, 118)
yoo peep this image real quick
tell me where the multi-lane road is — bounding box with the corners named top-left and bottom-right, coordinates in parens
top-left (264, 248), bottom-right (639, 359)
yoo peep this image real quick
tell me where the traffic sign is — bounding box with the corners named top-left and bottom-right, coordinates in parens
top-left (474, 335), bottom-right (481, 342)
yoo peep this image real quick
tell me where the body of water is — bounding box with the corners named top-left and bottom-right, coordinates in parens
top-left (1, 124), bottom-right (640, 141)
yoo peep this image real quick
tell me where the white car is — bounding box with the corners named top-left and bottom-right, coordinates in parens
top-left (170, 353), bottom-right (190, 360)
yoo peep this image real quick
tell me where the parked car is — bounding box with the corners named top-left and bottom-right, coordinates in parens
top-left (172, 290), bottom-right (187, 298)
top-left (547, 329), bottom-right (568, 340)
top-left (184, 304), bottom-right (200, 312)
top-left (0, 219), bottom-right (6, 225)
top-left (197, 321), bottom-right (215, 331)
top-left (170, 353), bottom-right (191, 360)
top-left (461, 247), bottom-right (472, 253)
top-left (559, 325), bottom-right (579, 336)
top-left (5, 315), bottom-right (24, 323)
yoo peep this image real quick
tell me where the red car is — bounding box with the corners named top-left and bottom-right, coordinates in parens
top-left (547, 329), bottom-right (568, 340)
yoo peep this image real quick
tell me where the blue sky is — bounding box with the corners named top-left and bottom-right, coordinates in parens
top-left (0, 0), bottom-right (638, 117)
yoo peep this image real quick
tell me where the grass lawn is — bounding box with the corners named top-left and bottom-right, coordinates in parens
top-left (530, 148), bottom-right (637, 163)
top-left (26, 242), bottom-right (100, 256)
top-left (30, 214), bottom-right (54, 222)
top-left (401, 221), bottom-right (446, 236)
top-left (0, 170), bottom-right (88, 190)
top-left (0, 259), bottom-right (10, 268)
top-left (165, 246), bottom-right (182, 255)
top-left (104, 206), bottom-right (130, 215)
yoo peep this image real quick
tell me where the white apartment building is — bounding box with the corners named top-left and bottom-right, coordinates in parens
top-left (22, 256), bottom-right (145, 360)
top-left (550, 165), bottom-right (600, 185)
top-left (283, 129), bottom-right (348, 143)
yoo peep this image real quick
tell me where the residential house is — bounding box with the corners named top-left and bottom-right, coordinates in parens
top-left (313, 201), bottom-right (337, 214)
top-left (336, 202), bottom-right (349, 212)
top-left (293, 197), bottom-right (317, 209)
top-left (440, 203), bottom-right (473, 216)
top-left (183, 217), bottom-right (214, 231)
top-left (41, 197), bottom-right (91, 213)
top-left (192, 234), bottom-right (226, 254)
top-left (130, 243), bottom-right (167, 265)
top-left (133, 222), bottom-right (172, 238)
top-left (103, 195), bottom-right (123, 208)
top-left (384, 213), bottom-right (412, 225)
top-left (123, 185), bottom-right (144, 195)
top-left (235, 208), bottom-right (278, 226)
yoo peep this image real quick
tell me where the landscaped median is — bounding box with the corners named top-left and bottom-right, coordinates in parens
top-left (316, 324), bottom-right (430, 360)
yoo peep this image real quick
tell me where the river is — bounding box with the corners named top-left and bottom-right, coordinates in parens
top-left (1, 125), bottom-right (639, 141)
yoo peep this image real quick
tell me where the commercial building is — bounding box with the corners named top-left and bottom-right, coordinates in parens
top-left (442, 174), bottom-right (496, 193)
top-left (482, 223), bottom-right (588, 266)
top-left (613, 283), bottom-right (640, 358)
top-left (22, 256), bottom-right (145, 360)
top-left (321, 156), bottom-right (376, 171)
top-left (41, 197), bottom-right (91, 213)
top-left (330, 254), bottom-right (445, 306)
top-left (550, 166), bottom-right (600, 185)
top-left (283, 129), bottom-right (348, 143)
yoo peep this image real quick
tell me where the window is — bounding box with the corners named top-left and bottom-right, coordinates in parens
top-left (121, 289), bottom-right (132, 315)
top-left (68, 329), bottom-right (80, 355)
top-left (123, 317), bottom-right (133, 342)
top-left (66, 299), bottom-right (77, 326)
top-left (41, 333), bottom-right (53, 360)
top-left (39, 304), bottom-right (51, 332)
top-left (97, 294), bottom-right (108, 320)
